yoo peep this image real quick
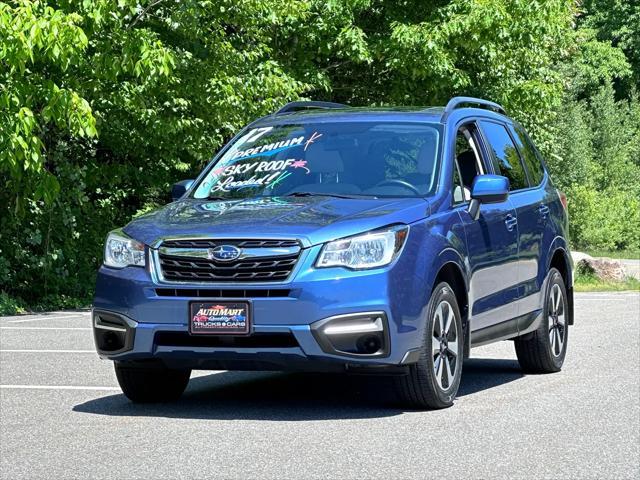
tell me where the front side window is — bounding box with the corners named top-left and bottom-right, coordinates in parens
top-left (479, 120), bottom-right (528, 191)
top-left (192, 122), bottom-right (442, 199)
top-left (452, 124), bottom-right (485, 203)
top-left (452, 156), bottom-right (464, 203)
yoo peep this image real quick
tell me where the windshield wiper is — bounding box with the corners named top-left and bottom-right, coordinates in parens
top-left (284, 192), bottom-right (377, 200)
top-left (206, 195), bottom-right (227, 200)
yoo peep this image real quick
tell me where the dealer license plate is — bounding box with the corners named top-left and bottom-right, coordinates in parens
top-left (189, 301), bottom-right (251, 335)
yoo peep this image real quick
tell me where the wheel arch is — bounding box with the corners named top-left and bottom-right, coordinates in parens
top-left (546, 241), bottom-right (574, 326)
top-left (544, 237), bottom-right (573, 285)
top-left (432, 256), bottom-right (470, 358)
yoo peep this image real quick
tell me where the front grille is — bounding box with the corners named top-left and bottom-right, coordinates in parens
top-left (157, 238), bottom-right (301, 283)
top-left (155, 288), bottom-right (291, 298)
top-left (154, 331), bottom-right (299, 348)
top-left (158, 254), bottom-right (298, 282)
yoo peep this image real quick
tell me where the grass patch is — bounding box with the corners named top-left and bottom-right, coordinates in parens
top-left (0, 292), bottom-right (27, 316)
top-left (574, 273), bottom-right (640, 292)
top-left (583, 249), bottom-right (640, 260)
top-left (0, 291), bottom-right (90, 316)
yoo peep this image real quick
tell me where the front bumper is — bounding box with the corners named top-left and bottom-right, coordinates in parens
top-left (92, 247), bottom-right (430, 371)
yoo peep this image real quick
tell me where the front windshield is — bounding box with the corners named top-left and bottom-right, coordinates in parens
top-left (192, 121), bottom-right (442, 199)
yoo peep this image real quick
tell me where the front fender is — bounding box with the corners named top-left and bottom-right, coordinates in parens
top-left (402, 212), bottom-right (469, 336)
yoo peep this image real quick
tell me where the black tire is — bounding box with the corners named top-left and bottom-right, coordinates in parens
top-left (114, 361), bottom-right (191, 403)
top-left (394, 282), bottom-right (464, 409)
top-left (515, 268), bottom-right (569, 373)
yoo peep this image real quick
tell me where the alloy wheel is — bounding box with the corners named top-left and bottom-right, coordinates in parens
top-left (548, 283), bottom-right (566, 357)
top-left (432, 300), bottom-right (459, 390)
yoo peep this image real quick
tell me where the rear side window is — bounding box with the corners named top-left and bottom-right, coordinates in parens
top-left (479, 120), bottom-right (528, 190)
top-left (509, 125), bottom-right (545, 186)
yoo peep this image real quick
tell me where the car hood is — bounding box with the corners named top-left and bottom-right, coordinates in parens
top-left (123, 196), bottom-right (430, 247)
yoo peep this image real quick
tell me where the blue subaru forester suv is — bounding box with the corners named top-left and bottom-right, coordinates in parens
top-left (93, 97), bottom-right (573, 409)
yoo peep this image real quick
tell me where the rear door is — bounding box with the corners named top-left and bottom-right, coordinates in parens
top-left (507, 123), bottom-right (549, 320)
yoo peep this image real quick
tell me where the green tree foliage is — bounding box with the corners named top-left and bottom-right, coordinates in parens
top-left (0, 0), bottom-right (637, 307)
top-left (548, 0), bottom-right (640, 250)
top-left (293, 0), bottom-right (577, 147)
top-left (580, 0), bottom-right (640, 93)
top-left (0, 1), bottom-right (97, 206)
top-left (549, 86), bottom-right (640, 250)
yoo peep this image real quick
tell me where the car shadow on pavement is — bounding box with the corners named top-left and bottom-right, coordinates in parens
top-left (73, 358), bottom-right (524, 420)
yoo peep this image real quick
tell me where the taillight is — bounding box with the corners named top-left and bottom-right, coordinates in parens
top-left (557, 189), bottom-right (568, 211)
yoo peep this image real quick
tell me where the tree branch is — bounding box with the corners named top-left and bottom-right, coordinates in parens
top-left (128, 0), bottom-right (164, 29)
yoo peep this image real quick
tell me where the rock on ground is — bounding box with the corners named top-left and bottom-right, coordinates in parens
top-left (571, 251), bottom-right (630, 281)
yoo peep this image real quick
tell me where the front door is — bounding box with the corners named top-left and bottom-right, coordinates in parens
top-left (451, 122), bottom-right (520, 343)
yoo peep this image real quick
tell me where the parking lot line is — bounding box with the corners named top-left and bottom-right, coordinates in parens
top-left (0, 349), bottom-right (96, 353)
top-left (7, 314), bottom-right (90, 324)
top-left (0, 385), bottom-right (119, 391)
top-left (579, 292), bottom-right (638, 297)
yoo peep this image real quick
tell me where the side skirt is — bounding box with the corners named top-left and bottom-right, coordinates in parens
top-left (469, 309), bottom-right (543, 348)
top-left (470, 317), bottom-right (519, 347)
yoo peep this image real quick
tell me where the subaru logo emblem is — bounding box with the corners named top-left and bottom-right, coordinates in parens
top-left (208, 245), bottom-right (241, 262)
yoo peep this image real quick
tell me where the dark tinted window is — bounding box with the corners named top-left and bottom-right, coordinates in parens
top-left (509, 125), bottom-right (545, 185)
top-left (479, 120), bottom-right (528, 190)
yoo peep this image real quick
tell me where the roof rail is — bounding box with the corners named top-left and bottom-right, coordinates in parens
top-left (441, 96), bottom-right (506, 121)
top-left (276, 100), bottom-right (348, 115)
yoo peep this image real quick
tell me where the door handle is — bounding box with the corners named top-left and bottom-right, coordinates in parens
top-left (538, 204), bottom-right (550, 216)
top-left (504, 214), bottom-right (518, 231)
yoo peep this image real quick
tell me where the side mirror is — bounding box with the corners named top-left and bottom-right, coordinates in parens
top-left (467, 174), bottom-right (510, 220)
top-left (171, 179), bottom-right (194, 201)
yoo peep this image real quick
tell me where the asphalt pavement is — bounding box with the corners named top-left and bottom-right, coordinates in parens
top-left (1, 292), bottom-right (639, 479)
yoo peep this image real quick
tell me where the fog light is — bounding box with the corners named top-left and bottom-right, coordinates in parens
top-left (356, 334), bottom-right (382, 354)
top-left (92, 310), bottom-right (137, 354)
top-left (102, 331), bottom-right (120, 349)
top-left (311, 311), bottom-right (389, 358)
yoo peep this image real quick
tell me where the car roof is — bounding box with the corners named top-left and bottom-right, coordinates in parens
top-left (252, 105), bottom-right (511, 127)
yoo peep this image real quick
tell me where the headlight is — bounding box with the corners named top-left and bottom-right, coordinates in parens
top-left (104, 230), bottom-right (146, 268)
top-left (316, 226), bottom-right (409, 270)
